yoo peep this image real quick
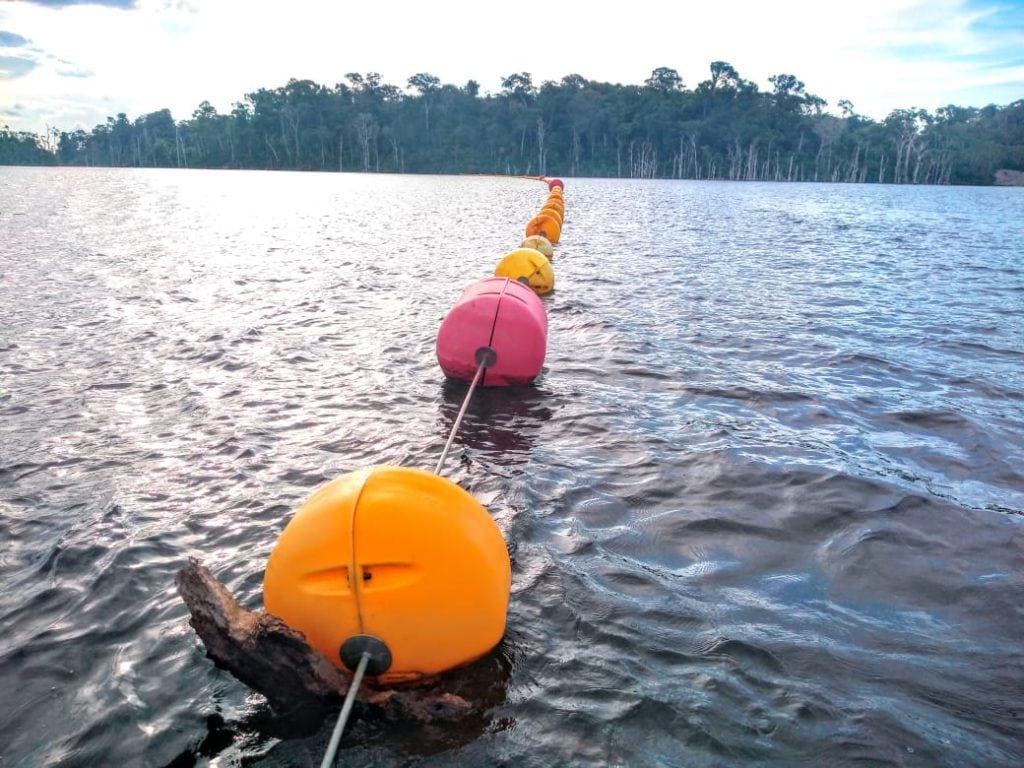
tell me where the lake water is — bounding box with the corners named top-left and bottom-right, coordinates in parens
top-left (1, 167), bottom-right (1023, 767)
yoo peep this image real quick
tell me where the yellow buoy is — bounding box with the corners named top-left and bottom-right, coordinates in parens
top-left (521, 235), bottom-right (554, 259)
top-left (525, 213), bottom-right (561, 244)
top-left (264, 467), bottom-right (511, 684)
top-left (495, 247), bottom-right (554, 295)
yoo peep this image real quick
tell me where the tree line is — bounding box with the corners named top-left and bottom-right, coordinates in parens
top-left (2, 64), bottom-right (1022, 185)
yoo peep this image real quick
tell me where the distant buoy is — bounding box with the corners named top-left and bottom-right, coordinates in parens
top-left (495, 247), bottom-right (555, 295)
top-left (539, 205), bottom-right (563, 224)
top-left (436, 276), bottom-right (547, 385)
top-left (521, 235), bottom-right (554, 259)
top-left (548, 178), bottom-right (564, 191)
top-left (525, 213), bottom-right (561, 244)
top-left (264, 467), bottom-right (511, 684)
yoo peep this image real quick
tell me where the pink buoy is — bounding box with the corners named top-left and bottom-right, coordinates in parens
top-left (547, 178), bottom-right (564, 191)
top-left (436, 277), bottom-right (547, 387)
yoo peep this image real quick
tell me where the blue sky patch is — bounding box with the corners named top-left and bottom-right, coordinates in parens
top-left (0, 30), bottom-right (30, 47)
top-left (0, 55), bottom-right (38, 79)
top-left (24, 0), bottom-right (138, 7)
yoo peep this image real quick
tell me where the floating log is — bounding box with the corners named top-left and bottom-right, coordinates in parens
top-left (175, 558), bottom-right (471, 730)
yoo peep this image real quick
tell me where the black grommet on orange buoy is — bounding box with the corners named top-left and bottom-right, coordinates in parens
top-left (340, 634), bottom-right (392, 676)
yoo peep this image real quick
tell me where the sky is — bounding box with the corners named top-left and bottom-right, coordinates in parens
top-left (1, 0), bottom-right (1022, 134)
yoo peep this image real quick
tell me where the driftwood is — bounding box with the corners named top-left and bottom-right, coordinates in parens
top-left (175, 558), bottom-right (472, 730)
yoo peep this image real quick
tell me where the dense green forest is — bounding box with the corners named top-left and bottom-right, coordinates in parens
top-left (3, 64), bottom-right (1023, 184)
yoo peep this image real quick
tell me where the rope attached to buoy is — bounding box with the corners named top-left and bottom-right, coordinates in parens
top-left (314, 177), bottom-right (562, 767)
top-left (435, 346), bottom-right (496, 475)
top-left (319, 651), bottom-right (370, 768)
top-left (317, 348), bottom-right (495, 766)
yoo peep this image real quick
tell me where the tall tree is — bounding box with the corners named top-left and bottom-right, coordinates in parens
top-left (5, 66), bottom-right (1020, 185)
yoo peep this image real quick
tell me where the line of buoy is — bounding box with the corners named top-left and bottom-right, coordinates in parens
top-left (264, 177), bottom-right (568, 765)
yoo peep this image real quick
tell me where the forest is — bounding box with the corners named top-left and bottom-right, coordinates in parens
top-left (2, 64), bottom-right (1023, 185)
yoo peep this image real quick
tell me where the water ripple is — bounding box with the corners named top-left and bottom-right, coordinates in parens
top-left (1, 169), bottom-right (1023, 767)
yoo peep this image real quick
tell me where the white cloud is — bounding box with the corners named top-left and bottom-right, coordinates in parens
top-left (0, 0), bottom-right (1021, 133)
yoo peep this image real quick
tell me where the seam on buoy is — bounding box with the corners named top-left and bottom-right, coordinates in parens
top-left (348, 468), bottom-right (374, 635)
top-left (482, 279), bottom-right (509, 386)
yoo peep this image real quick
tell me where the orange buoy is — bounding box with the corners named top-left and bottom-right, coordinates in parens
top-left (548, 188), bottom-right (564, 199)
top-left (539, 205), bottom-right (563, 224)
top-left (264, 467), bottom-right (511, 684)
top-left (525, 213), bottom-right (561, 244)
top-left (495, 247), bottom-right (554, 294)
top-left (521, 235), bottom-right (554, 259)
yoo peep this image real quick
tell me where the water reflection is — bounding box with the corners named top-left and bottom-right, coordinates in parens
top-left (437, 378), bottom-right (555, 472)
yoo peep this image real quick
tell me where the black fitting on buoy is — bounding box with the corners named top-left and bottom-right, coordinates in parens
top-left (339, 635), bottom-right (392, 676)
top-left (474, 345), bottom-right (497, 368)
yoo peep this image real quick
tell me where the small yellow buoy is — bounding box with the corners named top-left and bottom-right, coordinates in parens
top-left (525, 213), bottom-right (561, 244)
top-left (264, 467), bottom-right (511, 684)
top-left (521, 235), bottom-right (554, 259)
top-left (495, 247), bottom-right (554, 295)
